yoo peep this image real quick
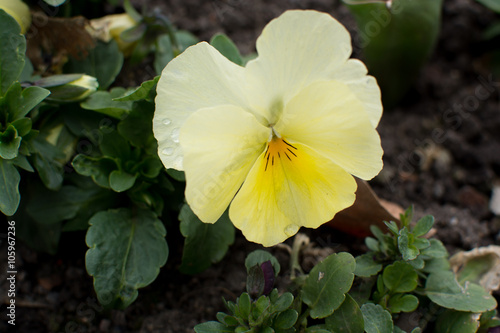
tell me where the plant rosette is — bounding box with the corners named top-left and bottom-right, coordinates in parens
top-left (153, 9), bottom-right (384, 246)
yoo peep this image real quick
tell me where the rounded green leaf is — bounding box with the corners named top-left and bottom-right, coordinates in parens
top-left (355, 253), bottom-right (382, 277)
top-left (426, 271), bottom-right (497, 312)
top-left (273, 309), bottom-right (298, 330)
top-left (361, 303), bottom-right (394, 333)
top-left (435, 309), bottom-right (480, 333)
top-left (383, 261), bottom-right (418, 293)
top-left (302, 252), bottom-right (356, 319)
top-left (387, 294), bottom-right (419, 313)
top-left (109, 169), bottom-right (137, 192)
top-left (85, 208), bottom-right (168, 309)
top-left (325, 294), bottom-right (364, 333)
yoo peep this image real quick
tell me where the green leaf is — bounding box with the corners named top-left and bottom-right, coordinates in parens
top-left (86, 208), bottom-right (168, 309)
top-left (154, 31), bottom-right (198, 74)
top-left (0, 124), bottom-right (21, 159)
top-left (325, 294), bottom-right (364, 333)
top-left (420, 239), bottom-right (448, 259)
top-left (238, 292), bottom-right (251, 320)
top-left (426, 271), bottom-right (497, 312)
top-left (435, 309), bottom-right (481, 333)
top-left (365, 237), bottom-right (380, 252)
top-left (273, 309), bottom-right (298, 329)
top-left (387, 294), bottom-right (419, 313)
top-left (64, 40), bottom-right (123, 90)
top-left (476, 0), bottom-right (500, 12)
top-left (360, 303), bottom-right (394, 333)
top-left (245, 250), bottom-right (281, 276)
top-left (11, 154), bottom-right (33, 172)
top-left (272, 292), bottom-right (294, 313)
top-left (343, 0), bottom-right (443, 107)
top-left (113, 76), bottom-right (159, 102)
top-left (354, 253), bottom-right (382, 277)
top-left (11, 118), bottom-right (31, 137)
top-left (72, 154), bottom-right (118, 189)
top-left (109, 169), bottom-right (137, 192)
top-left (412, 215), bottom-right (434, 237)
top-left (0, 159), bottom-right (20, 215)
top-left (422, 257), bottom-right (450, 274)
top-left (0, 10), bottom-right (26, 96)
top-left (179, 204), bottom-right (235, 274)
top-left (302, 252), bottom-right (356, 319)
top-left (80, 88), bottom-right (132, 119)
top-left (99, 129), bottom-right (131, 160)
top-left (117, 100), bottom-right (156, 152)
top-left (4, 83), bottom-right (50, 121)
top-left (383, 261), bottom-right (418, 293)
top-left (32, 137), bottom-right (65, 190)
top-left (194, 321), bottom-right (233, 333)
top-left (210, 34), bottom-right (244, 66)
top-left (398, 227), bottom-right (419, 261)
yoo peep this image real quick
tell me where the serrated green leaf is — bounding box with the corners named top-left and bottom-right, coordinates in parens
top-left (179, 204), bottom-right (235, 274)
top-left (0, 158), bottom-right (20, 215)
top-left (238, 293), bottom-right (251, 320)
top-left (4, 83), bottom-right (50, 121)
top-left (32, 137), bottom-right (65, 190)
top-left (210, 34), bottom-right (244, 66)
top-left (109, 169), bottom-right (137, 192)
top-left (245, 250), bottom-right (281, 276)
top-left (420, 239), bottom-right (448, 259)
top-left (64, 40), bottom-right (123, 90)
top-left (302, 252), bottom-right (356, 319)
top-left (354, 253), bottom-right (382, 277)
top-left (412, 215), bottom-right (434, 237)
top-left (80, 88), bottom-right (132, 119)
top-left (435, 309), bottom-right (481, 333)
top-left (383, 261), bottom-right (418, 293)
top-left (273, 309), bottom-right (298, 330)
top-left (72, 154), bottom-right (118, 189)
top-left (361, 303), bottom-right (394, 333)
top-left (113, 76), bottom-right (159, 102)
top-left (117, 100), bottom-right (156, 152)
top-left (99, 129), bottom-right (131, 160)
top-left (426, 271), bottom-right (497, 312)
top-left (194, 321), bottom-right (234, 333)
top-left (0, 10), bottom-right (25, 96)
top-left (272, 292), bottom-right (294, 313)
top-left (0, 124), bottom-right (21, 159)
top-left (387, 294), bottom-right (419, 313)
top-left (398, 227), bottom-right (419, 261)
top-left (86, 208), bottom-right (168, 309)
top-left (325, 294), bottom-right (364, 333)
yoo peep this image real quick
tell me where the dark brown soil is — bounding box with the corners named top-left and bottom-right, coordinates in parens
top-left (2, 0), bottom-right (500, 332)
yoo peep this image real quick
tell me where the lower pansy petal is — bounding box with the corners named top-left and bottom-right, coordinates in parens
top-left (275, 80), bottom-right (383, 181)
top-left (181, 105), bottom-right (269, 223)
top-left (229, 141), bottom-right (357, 247)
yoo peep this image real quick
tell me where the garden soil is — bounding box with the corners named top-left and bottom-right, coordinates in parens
top-left (1, 0), bottom-right (500, 332)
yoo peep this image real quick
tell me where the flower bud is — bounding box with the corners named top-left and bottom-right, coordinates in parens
top-left (89, 13), bottom-right (139, 56)
top-left (36, 74), bottom-right (98, 102)
top-left (0, 0), bottom-right (31, 34)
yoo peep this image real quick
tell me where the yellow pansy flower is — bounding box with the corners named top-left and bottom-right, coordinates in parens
top-left (153, 10), bottom-right (384, 246)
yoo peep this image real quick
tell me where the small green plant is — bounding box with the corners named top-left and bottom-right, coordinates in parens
top-left (195, 208), bottom-right (499, 333)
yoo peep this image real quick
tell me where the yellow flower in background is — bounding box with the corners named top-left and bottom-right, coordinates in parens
top-left (153, 10), bottom-right (383, 246)
top-left (89, 13), bottom-right (138, 56)
top-left (0, 0), bottom-right (31, 34)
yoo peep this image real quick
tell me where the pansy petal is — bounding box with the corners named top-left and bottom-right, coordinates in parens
top-left (245, 10), bottom-right (352, 120)
top-left (181, 105), bottom-right (269, 223)
top-left (331, 59), bottom-right (383, 127)
top-left (230, 142), bottom-right (356, 247)
top-left (276, 80), bottom-right (383, 180)
top-left (154, 42), bottom-right (249, 170)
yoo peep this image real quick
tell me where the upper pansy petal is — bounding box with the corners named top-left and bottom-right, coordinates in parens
top-left (245, 10), bottom-right (352, 119)
top-left (181, 105), bottom-right (269, 223)
top-left (330, 59), bottom-right (383, 127)
top-left (275, 80), bottom-right (383, 180)
top-left (154, 42), bottom-right (249, 170)
top-left (229, 142), bottom-right (357, 247)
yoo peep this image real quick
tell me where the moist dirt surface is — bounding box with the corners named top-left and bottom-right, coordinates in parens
top-left (1, 0), bottom-right (500, 332)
